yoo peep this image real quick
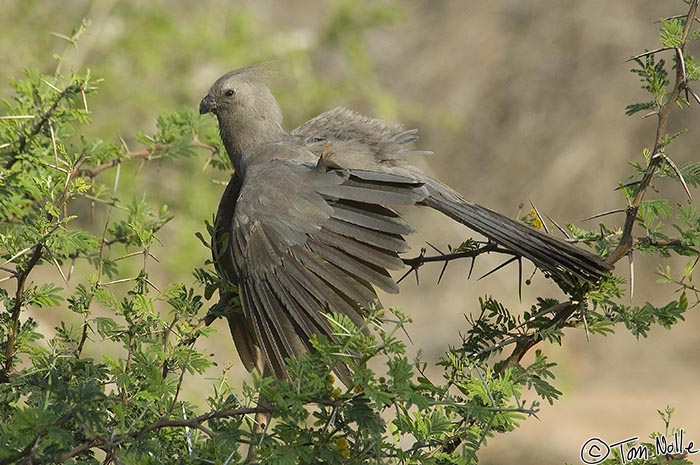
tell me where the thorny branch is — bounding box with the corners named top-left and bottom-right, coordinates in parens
top-left (5, 395), bottom-right (361, 464)
top-left (2, 83), bottom-right (84, 170)
top-left (606, 0), bottom-right (699, 264)
top-left (0, 407), bottom-right (270, 465)
top-left (76, 148), bottom-right (153, 178)
top-left (399, 242), bottom-right (512, 285)
top-left (74, 140), bottom-right (217, 179)
top-left (1, 243), bottom-right (44, 381)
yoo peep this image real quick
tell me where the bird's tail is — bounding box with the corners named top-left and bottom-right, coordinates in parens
top-left (421, 177), bottom-right (613, 285)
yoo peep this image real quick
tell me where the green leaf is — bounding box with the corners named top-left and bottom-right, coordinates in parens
top-left (679, 162), bottom-right (700, 187)
top-left (659, 18), bottom-right (684, 48)
top-left (625, 101), bottom-right (655, 116)
top-left (25, 283), bottom-right (64, 308)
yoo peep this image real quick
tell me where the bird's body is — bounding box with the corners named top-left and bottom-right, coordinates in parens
top-left (201, 66), bottom-right (612, 381)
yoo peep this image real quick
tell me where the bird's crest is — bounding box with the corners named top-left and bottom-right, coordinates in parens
top-left (223, 62), bottom-right (278, 84)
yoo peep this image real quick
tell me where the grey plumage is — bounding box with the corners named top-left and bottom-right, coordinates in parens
top-left (201, 65), bottom-right (613, 381)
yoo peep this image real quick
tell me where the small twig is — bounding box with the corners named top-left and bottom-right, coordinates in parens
top-left (75, 316), bottom-right (91, 358)
top-left (687, 86), bottom-right (700, 105)
top-left (81, 86), bottom-right (89, 113)
top-left (625, 46), bottom-right (672, 62)
top-left (396, 265), bottom-right (418, 285)
top-left (477, 256), bottom-right (520, 281)
top-left (50, 255), bottom-right (70, 287)
top-left (676, 47), bottom-right (687, 85)
top-left (582, 307), bottom-right (590, 341)
top-left (0, 266), bottom-right (18, 276)
top-left (103, 220), bottom-right (170, 248)
top-left (582, 208), bottom-right (627, 222)
top-left (144, 278), bottom-right (161, 293)
top-left (112, 249), bottom-right (160, 264)
top-left (655, 14), bottom-right (700, 24)
top-left (77, 149), bottom-right (153, 178)
top-left (506, 301), bottom-right (580, 366)
top-left (628, 251), bottom-right (635, 301)
top-left (614, 179), bottom-right (642, 191)
top-left (467, 301), bottom-right (578, 361)
top-left (169, 344), bottom-right (196, 417)
top-left (102, 277), bottom-right (136, 286)
top-left (118, 134), bottom-right (130, 153)
top-left (41, 78), bottom-right (61, 94)
top-left (35, 158), bottom-right (70, 174)
top-left (113, 250), bottom-right (147, 262)
top-left (74, 139), bottom-right (218, 179)
top-left (1, 225), bottom-right (60, 267)
top-left (191, 138), bottom-right (219, 153)
top-left (97, 207), bottom-right (113, 282)
top-left (58, 154), bottom-right (88, 212)
top-left (67, 256), bottom-right (76, 282)
top-left (528, 200), bottom-right (550, 234)
top-left (424, 242), bottom-right (452, 284)
top-left (635, 236), bottom-right (694, 252)
top-left (425, 242), bottom-right (444, 255)
top-left (2, 243), bottom-right (44, 378)
top-left (50, 406), bottom-right (269, 463)
top-left (49, 121), bottom-right (58, 167)
top-left (543, 213), bottom-right (571, 239)
top-left (660, 153), bottom-right (693, 201)
top-left (401, 243), bottom-right (504, 269)
top-left (113, 161), bottom-right (121, 193)
top-left (0, 115), bottom-right (35, 120)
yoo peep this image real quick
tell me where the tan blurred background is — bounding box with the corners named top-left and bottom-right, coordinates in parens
top-left (2, 1), bottom-right (699, 463)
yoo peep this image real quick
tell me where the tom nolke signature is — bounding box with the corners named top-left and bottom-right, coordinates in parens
top-left (580, 429), bottom-right (697, 464)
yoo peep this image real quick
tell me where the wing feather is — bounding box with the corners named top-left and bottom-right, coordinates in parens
top-left (332, 200), bottom-right (414, 235)
top-left (313, 228), bottom-right (404, 270)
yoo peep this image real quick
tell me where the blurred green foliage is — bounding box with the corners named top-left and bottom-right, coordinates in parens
top-left (1, 0), bottom-right (405, 287)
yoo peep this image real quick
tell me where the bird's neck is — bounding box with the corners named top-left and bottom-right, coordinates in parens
top-left (218, 116), bottom-right (286, 175)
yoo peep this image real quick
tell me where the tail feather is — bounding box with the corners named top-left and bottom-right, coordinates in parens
top-left (421, 178), bottom-right (612, 284)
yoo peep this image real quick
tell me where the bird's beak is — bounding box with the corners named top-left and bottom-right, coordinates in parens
top-left (199, 94), bottom-right (217, 115)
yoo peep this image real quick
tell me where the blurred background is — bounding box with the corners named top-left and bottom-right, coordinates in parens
top-left (2, 1), bottom-right (699, 463)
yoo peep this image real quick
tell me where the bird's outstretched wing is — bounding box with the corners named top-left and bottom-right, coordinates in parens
top-left (221, 158), bottom-right (427, 380)
top-left (293, 107), bottom-right (612, 285)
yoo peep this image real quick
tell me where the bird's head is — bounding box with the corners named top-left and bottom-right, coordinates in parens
top-left (199, 64), bottom-right (284, 171)
top-left (199, 64), bottom-right (282, 125)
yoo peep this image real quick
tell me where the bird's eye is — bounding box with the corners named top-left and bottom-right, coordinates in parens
top-left (224, 89), bottom-right (235, 97)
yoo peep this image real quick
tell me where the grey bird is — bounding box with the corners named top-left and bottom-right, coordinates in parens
top-left (199, 65), bottom-right (612, 381)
